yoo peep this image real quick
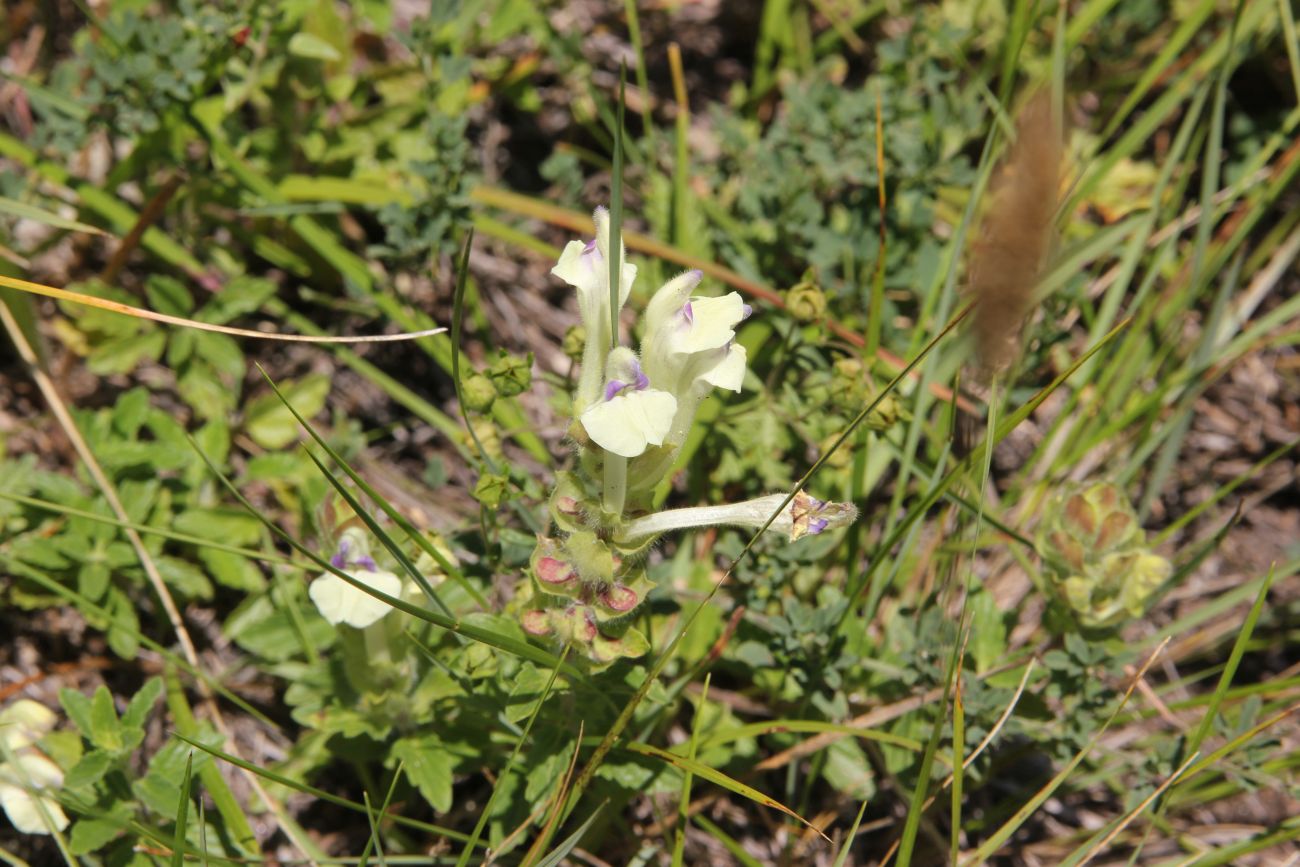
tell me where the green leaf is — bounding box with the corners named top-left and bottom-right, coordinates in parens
top-left (87, 330), bottom-right (166, 376)
top-left (144, 275), bottom-right (194, 317)
top-left (77, 561), bottom-right (111, 602)
top-left (243, 374), bottom-right (331, 449)
top-left (106, 586), bottom-right (141, 659)
top-left (198, 548), bottom-right (266, 592)
top-left (135, 736), bottom-right (212, 818)
top-left (89, 685), bottom-right (123, 753)
top-left (63, 750), bottom-right (113, 789)
top-left (198, 276), bottom-right (276, 325)
top-left (60, 688), bottom-right (94, 737)
top-left (178, 363), bottom-right (236, 420)
top-left (822, 738), bottom-right (876, 801)
top-left (68, 817), bottom-right (124, 854)
top-left (156, 556), bottom-right (215, 600)
top-left (227, 600), bottom-right (335, 662)
top-left (122, 678), bottom-right (164, 733)
top-left (172, 508), bottom-right (264, 546)
top-left (392, 735), bottom-right (454, 813)
top-left (111, 388), bottom-right (152, 437)
top-left (11, 535), bottom-right (72, 569)
top-left (193, 331), bottom-right (244, 380)
top-left (287, 31), bottom-right (342, 61)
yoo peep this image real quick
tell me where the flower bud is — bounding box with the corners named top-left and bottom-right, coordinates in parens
top-left (865, 391), bottom-right (904, 432)
top-left (786, 270), bottom-right (827, 323)
top-left (461, 371), bottom-right (497, 412)
top-left (487, 351), bottom-right (533, 398)
top-left (562, 325), bottom-right (586, 360)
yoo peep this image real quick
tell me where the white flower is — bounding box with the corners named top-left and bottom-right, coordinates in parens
top-left (581, 390), bottom-right (677, 458)
top-left (309, 530), bottom-right (403, 629)
top-left (551, 208), bottom-right (637, 331)
top-left (552, 207), bottom-right (639, 414)
top-left (579, 347), bottom-right (677, 458)
top-left (640, 273), bottom-right (751, 443)
top-left (696, 342), bottom-right (747, 392)
top-left (0, 700), bottom-right (69, 835)
top-left (643, 277), bottom-right (749, 394)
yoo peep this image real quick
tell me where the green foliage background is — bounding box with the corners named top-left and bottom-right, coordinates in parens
top-left (0, 0), bottom-right (1298, 864)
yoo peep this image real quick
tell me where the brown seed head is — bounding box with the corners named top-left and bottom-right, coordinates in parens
top-left (968, 89), bottom-right (1064, 376)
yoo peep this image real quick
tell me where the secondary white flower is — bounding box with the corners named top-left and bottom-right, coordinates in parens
top-left (642, 276), bottom-right (750, 397)
top-left (639, 273), bottom-right (751, 445)
top-left (309, 530), bottom-right (402, 629)
top-left (580, 348), bottom-right (677, 458)
top-left (553, 207), bottom-right (639, 414)
top-left (0, 700), bottom-right (69, 835)
top-left (697, 342), bottom-right (747, 392)
top-left (552, 209), bottom-right (637, 328)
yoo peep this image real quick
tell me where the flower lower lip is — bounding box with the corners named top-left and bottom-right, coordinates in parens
top-left (604, 379), bottom-right (628, 401)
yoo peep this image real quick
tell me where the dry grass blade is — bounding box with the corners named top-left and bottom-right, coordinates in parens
top-left (0, 274), bottom-right (444, 343)
top-left (968, 88), bottom-right (1064, 376)
top-left (1073, 752), bottom-right (1200, 867)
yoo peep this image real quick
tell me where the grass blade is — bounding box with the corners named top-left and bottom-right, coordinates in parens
top-left (169, 752), bottom-right (194, 867)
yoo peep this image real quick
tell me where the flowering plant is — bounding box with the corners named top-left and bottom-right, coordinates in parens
top-left (517, 207), bottom-right (857, 664)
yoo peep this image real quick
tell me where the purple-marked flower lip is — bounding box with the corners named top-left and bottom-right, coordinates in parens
top-left (600, 584), bottom-right (639, 612)
top-left (583, 238), bottom-right (598, 253)
top-left (330, 537), bottom-right (352, 568)
top-left (682, 301), bottom-right (694, 324)
top-left (355, 555), bottom-right (377, 572)
top-left (603, 360), bottom-right (651, 401)
top-left (808, 518), bottom-right (829, 535)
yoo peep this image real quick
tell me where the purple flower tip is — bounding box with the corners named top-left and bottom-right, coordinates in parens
top-left (329, 552), bottom-right (347, 569)
top-left (741, 303), bottom-right (753, 320)
top-left (634, 367), bottom-right (650, 391)
top-left (808, 518), bottom-right (829, 535)
top-left (604, 379), bottom-right (627, 401)
top-left (689, 269), bottom-right (704, 280)
top-left (582, 238), bottom-right (598, 253)
top-left (355, 556), bottom-right (377, 572)
top-left (682, 301), bottom-right (694, 324)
